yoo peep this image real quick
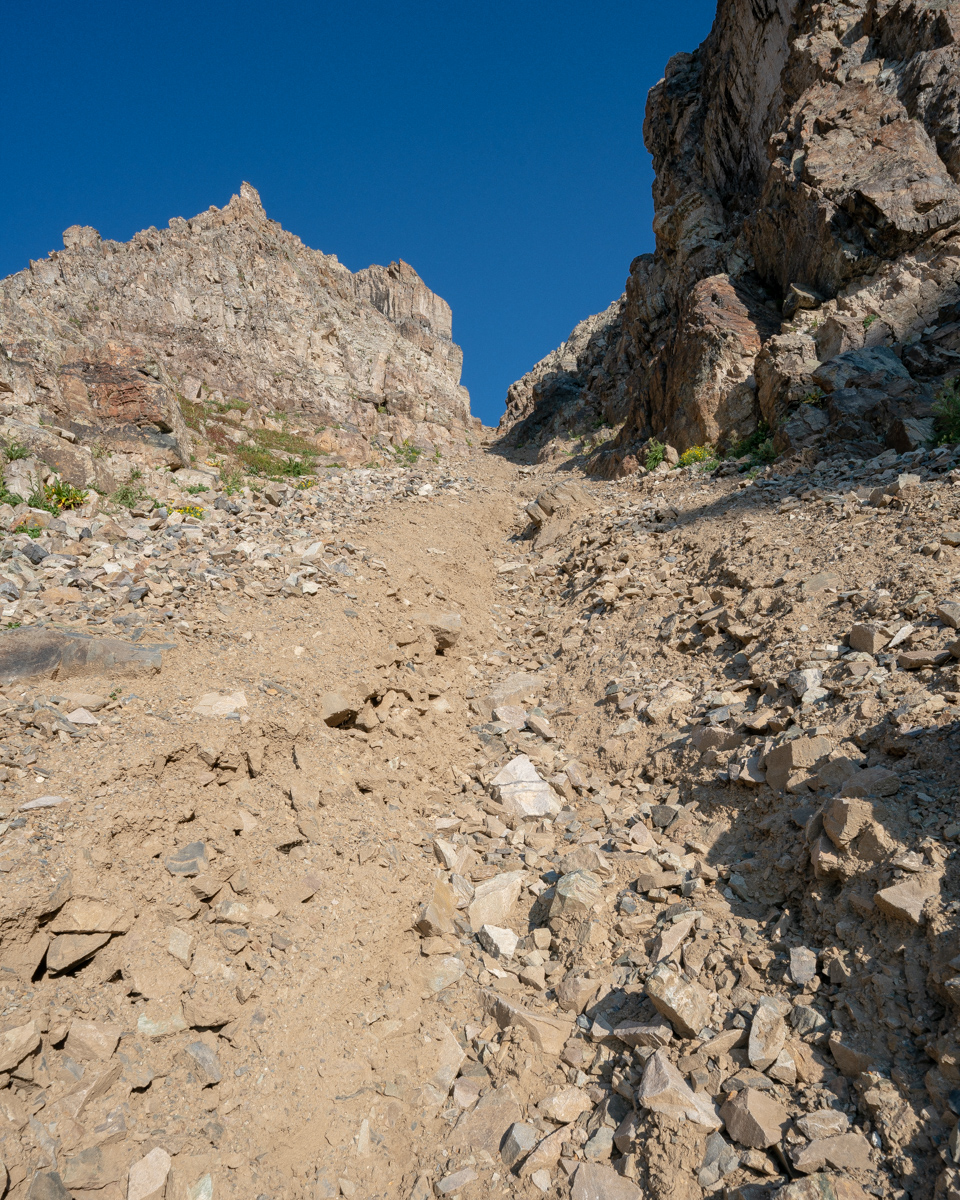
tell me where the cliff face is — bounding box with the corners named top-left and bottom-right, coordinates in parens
top-left (0, 183), bottom-right (475, 487)
top-left (499, 0), bottom-right (960, 471)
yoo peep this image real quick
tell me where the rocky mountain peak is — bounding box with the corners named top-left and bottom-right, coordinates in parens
top-left (0, 184), bottom-right (477, 493)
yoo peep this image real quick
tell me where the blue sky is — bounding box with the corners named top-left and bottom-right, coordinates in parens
top-left (4, 1), bottom-right (717, 426)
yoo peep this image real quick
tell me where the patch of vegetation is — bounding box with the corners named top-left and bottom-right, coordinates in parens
top-left (5, 621), bottom-right (21, 629)
top-left (213, 397), bottom-right (249, 414)
top-left (4, 441), bottom-right (29, 462)
top-left (677, 444), bottom-right (717, 469)
top-left (863, 314), bottom-right (879, 331)
top-left (392, 440), bottom-right (423, 466)
top-left (644, 440), bottom-right (666, 470)
top-left (275, 455), bottom-right (316, 478)
top-left (801, 388), bottom-right (826, 407)
top-left (934, 377), bottom-right (960, 445)
top-left (173, 504), bottom-right (205, 519)
top-left (0, 484), bottom-right (23, 508)
top-left (178, 392), bottom-right (206, 433)
top-left (41, 479), bottom-right (87, 511)
top-left (233, 443), bottom-right (316, 479)
top-left (729, 421), bottom-right (776, 465)
top-left (220, 467), bottom-right (245, 496)
top-left (185, 484), bottom-right (209, 495)
top-left (112, 481), bottom-right (150, 510)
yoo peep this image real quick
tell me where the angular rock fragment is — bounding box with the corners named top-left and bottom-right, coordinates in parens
top-left (792, 1132), bottom-right (872, 1173)
top-left (571, 1163), bottom-right (643, 1200)
top-left (46, 932), bottom-right (112, 973)
top-left (720, 1087), bottom-right (789, 1148)
top-left (64, 1019), bottom-right (120, 1061)
top-left (127, 1147), bottom-right (171, 1200)
top-left (539, 1086), bottom-right (592, 1124)
top-left (789, 947), bottom-right (818, 986)
top-left (501, 1122), bottom-right (539, 1168)
top-left (450, 1085), bottom-right (523, 1156)
top-left (478, 924), bottom-right (519, 959)
top-left (164, 841), bottom-right (209, 877)
top-left (468, 871), bottom-right (523, 929)
top-left (748, 997), bottom-right (787, 1071)
top-left (550, 869), bottom-right (603, 919)
top-left (645, 963), bottom-right (711, 1037)
top-left (483, 990), bottom-right (572, 1054)
top-left (0, 627), bottom-right (162, 684)
top-left (874, 874), bottom-right (940, 924)
top-left (50, 898), bottom-right (132, 933)
top-left (0, 1021), bottom-right (40, 1072)
top-left (637, 1049), bottom-right (721, 1128)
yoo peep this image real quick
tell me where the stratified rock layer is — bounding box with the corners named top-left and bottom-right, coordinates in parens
top-left (499, 0), bottom-right (960, 471)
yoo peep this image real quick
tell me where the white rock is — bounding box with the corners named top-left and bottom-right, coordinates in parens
top-left (479, 924), bottom-right (519, 959)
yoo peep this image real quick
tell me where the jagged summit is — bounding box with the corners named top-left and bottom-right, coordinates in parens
top-left (0, 185), bottom-right (476, 489)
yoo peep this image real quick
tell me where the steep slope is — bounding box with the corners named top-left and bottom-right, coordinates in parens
top-left (498, 0), bottom-right (960, 473)
top-left (0, 183), bottom-right (476, 490)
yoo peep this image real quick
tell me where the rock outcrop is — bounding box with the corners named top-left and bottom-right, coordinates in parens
top-left (498, 0), bottom-right (960, 472)
top-left (0, 183), bottom-right (476, 486)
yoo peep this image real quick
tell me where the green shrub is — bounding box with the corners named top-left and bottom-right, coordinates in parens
top-left (4, 441), bottom-right (28, 462)
top-left (934, 378), bottom-right (960, 446)
top-left (43, 480), bottom-right (87, 510)
top-left (112, 481), bottom-right (148, 509)
top-left (729, 421), bottom-right (776, 464)
top-left (220, 467), bottom-right (245, 496)
top-left (644, 440), bottom-right (666, 470)
top-left (392, 440), bottom-right (422, 466)
top-left (677, 444), bottom-right (716, 469)
top-left (185, 484), bottom-right (209, 495)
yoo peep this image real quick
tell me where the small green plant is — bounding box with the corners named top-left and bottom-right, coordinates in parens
top-left (112, 482), bottom-right (148, 510)
top-left (220, 467), bottom-right (245, 496)
top-left (185, 484), bottom-right (209, 495)
top-left (5, 621), bottom-right (21, 629)
top-left (42, 479), bottom-right (87, 510)
top-left (729, 420), bottom-right (776, 465)
top-left (801, 388), bottom-right (826, 407)
top-left (392, 440), bottom-right (422, 466)
top-left (433, 446), bottom-right (442, 462)
top-left (644, 440), bottom-right (666, 470)
top-left (376, 404), bottom-right (388, 414)
top-left (91, 440), bottom-right (107, 459)
top-left (465, 438), bottom-right (473, 448)
top-left (173, 504), bottom-right (204, 519)
top-left (275, 455), bottom-right (316, 478)
top-left (4, 441), bottom-right (29, 462)
top-left (863, 314), bottom-right (879, 330)
top-left (130, 467), bottom-right (143, 482)
top-left (934, 378), bottom-right (960, 445)
top-left (677, 444), bottom-right (717, 469)
top-left (754, 437), bottom-right (776, 463)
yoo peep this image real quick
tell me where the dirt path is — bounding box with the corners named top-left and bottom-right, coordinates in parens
top-left (0, 445), bottom-right (959, 1200)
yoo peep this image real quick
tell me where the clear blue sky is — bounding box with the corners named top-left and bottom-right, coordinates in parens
top-left (4, 1), bottom-right (717, 427)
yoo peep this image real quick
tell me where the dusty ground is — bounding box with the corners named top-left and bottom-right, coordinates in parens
top-left (0, 442), bottom-right (959, 1200)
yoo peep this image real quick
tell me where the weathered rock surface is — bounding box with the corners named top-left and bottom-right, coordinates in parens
top-left (499, 0), bottom-right (960, 471)
top-left (0, 183), bottom-right (478, 481)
